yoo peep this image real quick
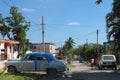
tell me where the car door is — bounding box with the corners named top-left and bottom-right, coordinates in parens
top-left (36, 55), bottom-right (48, 71)
top-left (20, 55), bottom-right (35, 71)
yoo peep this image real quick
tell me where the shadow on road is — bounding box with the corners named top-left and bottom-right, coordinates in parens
top-left (32, 70), bottom-right (120, 80)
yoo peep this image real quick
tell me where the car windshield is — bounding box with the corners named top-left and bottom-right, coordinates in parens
top-left (103, 56), bottom-right (114, 60)
top-left (44, 54), bottom-right (57, 61)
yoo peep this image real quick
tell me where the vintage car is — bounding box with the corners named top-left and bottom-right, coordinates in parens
top-left (98, 54), bottom-right (117, 70)
top-left (5, 52), bottom-right (67, 75)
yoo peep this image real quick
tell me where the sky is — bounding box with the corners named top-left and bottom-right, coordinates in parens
top-left (0, 0), bottom-right (113, 48)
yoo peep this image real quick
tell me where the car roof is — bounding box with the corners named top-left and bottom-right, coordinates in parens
top-left (25, 52), bottom-right (55, 61)
top-left (27, 52), bottom-right (50, 55)
top-left (102, 55), bottom-right (115, 56)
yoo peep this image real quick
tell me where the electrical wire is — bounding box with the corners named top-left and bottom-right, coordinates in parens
top-left (2, 0), bottom-right (11, 7)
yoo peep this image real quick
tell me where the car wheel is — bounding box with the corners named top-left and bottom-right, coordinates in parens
top-left (99, 66), bottom-right (102, 70)
top-left (111, 67), bottom-right (113, 70)
top-left (98, 66), bottom-right (100, 70)
top-left (8, 66), bottom-right (17, 73)
top-left (47, 69), bottom-right (57, 76)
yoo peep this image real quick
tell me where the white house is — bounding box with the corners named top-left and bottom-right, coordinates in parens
top-left (0, 38), bottom-right (19, 71)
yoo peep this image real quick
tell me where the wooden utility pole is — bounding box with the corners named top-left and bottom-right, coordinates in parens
top-left (97, 29), bottom-right (99, 59)
top-left (41, 16), bottom-right (45, 52)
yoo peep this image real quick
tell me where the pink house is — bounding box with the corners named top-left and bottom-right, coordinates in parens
top-left (0, 38), bottom-right (19, 71)
top-left (31, 43), bottom-right (56, 54)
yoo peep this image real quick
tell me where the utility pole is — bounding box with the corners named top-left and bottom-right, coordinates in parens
top-left (41, 16), bottom-right (45, 52)
top-left (97, 29), bottom-right (99, 59)
top-left (86, 39), bottom-right (88, 45)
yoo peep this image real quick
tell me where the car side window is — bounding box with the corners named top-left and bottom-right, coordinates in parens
top-left (37, 56), bottom-right (47, 61)
top-left (28, 55), bottom-right (35, 60)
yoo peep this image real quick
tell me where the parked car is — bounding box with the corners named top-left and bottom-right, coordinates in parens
top-left (56, 55), bottom-right (67, 65)
top-left (5, 52), bottom-right (67, 75)
top-left (79, 58), bottom-right (84, 63)
top-left (98, 54), bottom-right (117, 70)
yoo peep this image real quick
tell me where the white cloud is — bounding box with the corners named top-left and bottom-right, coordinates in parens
top-left (68, 22), bottom-right (80, 26)
top-left (21, 8), bottom-right (36, 12)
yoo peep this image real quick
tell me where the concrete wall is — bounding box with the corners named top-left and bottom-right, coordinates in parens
top-left (0, 60), bottom-right (7, 71)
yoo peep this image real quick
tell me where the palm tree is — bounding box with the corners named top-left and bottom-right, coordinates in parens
top-left (0, 14), bottom-right (10, 38)
top-left (3, 6), bottom-right (30, 57)
top-left (62, 37), bottom-right (75, 64)
top-left (106, 0), bottom-right (120, 51)
top-left (64, 37), bottom-right (75, 50)
top-left (96, 0), bottom-right (102, 4)
top-left (96, 0), bottom-right (120, 50)
top-left (97, 0), bottom-right (120, 62)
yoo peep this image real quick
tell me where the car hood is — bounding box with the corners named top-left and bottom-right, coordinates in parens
top-left (8, 58), bottom-right (21, 61)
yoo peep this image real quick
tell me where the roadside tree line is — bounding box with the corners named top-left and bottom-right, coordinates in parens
top-left (59, 37), bottom-right (103, 63)
top-left (60, 36), bottom-right (120, 64)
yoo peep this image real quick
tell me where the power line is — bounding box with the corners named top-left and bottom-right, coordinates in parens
top-left (54, 30), bottom-right (96, 44)
top-left (29, 27), bottom-right (42, 31)
top-left (2, 0), bottom-right (11, 7)
top-left (9, 0), bottom-right (16, 6)
top-left (73, 31), bottom-right (96, 40)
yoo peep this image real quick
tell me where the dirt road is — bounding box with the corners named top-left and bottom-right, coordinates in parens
top-left (36, 61), bottom-right (120, 80)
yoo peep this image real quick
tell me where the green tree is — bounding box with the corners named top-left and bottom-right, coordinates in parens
top-left (62, 37), bottom-right (75, 64)
top-left (96, 0), bottom-right (102, 4)
top-left (64, 37), bottom-right (75, 50)
top-left (0, 14), bottom-right (10, 38)
top-left (3, 6), bottom-right (30, 57)
top-left (106, 0), bottom-right (120, 52)
top-left (73, 43), bottom-right (103, 61)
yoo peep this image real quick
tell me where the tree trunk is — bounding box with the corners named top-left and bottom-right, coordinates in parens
top-left (17, 44), bottom-right (20, 58)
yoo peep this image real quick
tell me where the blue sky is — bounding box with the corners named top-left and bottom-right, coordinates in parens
top-left (0, 0), bottom-right (113, 47)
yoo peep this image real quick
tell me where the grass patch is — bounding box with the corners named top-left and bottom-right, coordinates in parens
top-left (84, 61), bottom-right (90, 66)
top-left (67, 63), bottom-right (73, 68)
top-left (117, 64), bottom-right (120, 70)
top-left (0, 72), bottom-right (36, 80)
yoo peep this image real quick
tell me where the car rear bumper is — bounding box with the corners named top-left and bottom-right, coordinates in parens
top-left (101, 64), bottom-right (116, 68)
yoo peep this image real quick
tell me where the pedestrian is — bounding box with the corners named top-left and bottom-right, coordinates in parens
top-left (91, 58), bottom-right (94, 67)
top-left (94, 58), bottom-right (98, 66)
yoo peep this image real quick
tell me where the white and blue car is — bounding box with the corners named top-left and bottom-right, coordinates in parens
top-left (5, 52), bottom-right (67, 75)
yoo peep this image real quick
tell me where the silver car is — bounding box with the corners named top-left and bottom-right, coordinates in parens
top-left (5, 52), bottom-right (67, 75)
top-left (98, 55), bottom-right (117, 70)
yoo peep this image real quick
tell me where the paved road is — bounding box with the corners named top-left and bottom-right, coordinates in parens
top-left (36, 61), bottom-right (120, 80)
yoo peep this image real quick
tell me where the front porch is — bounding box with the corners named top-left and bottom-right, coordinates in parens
top-left (0, 38), bottom-right (19, 71)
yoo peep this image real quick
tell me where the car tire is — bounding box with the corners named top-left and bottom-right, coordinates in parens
top-left (8, 66), bottom-right (17, 73)
top-left (99, 66), bottom-right (102, 70)
top-left (47, 69), bottom-right (57, 76)
top-left (115, 66), bottom-right (117, 70)
top-left (98, 66), bottom-right (100, 70)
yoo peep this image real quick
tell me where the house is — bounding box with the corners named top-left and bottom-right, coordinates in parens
top-left (0, 23), bottom-right (3, 26)
top-left (0, 38), bottom-right (19, 71)
top-left (31, 43), bottom-right (56, 54)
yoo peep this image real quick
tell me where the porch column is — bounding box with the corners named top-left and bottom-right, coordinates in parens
top-left (5, 43), bottom-right (11, 60)
top-left (10, 44), bottom-right (14, 59)
top-left (0, 42), bottom-right (1, 60)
